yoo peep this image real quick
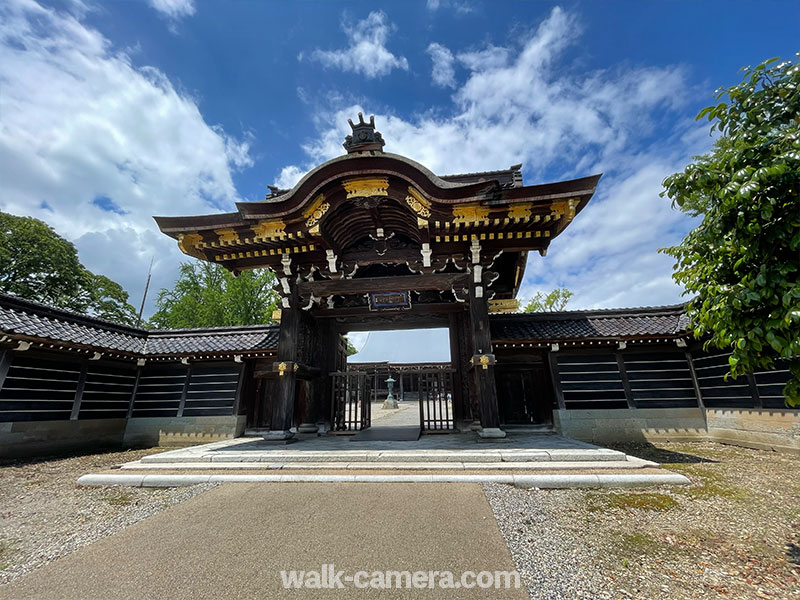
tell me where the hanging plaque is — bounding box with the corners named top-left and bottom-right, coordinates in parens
top-left (368, 291), bottom-right (411, 311)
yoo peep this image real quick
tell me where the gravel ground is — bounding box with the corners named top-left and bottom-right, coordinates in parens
top-left (485, 441), bottom-right (800, 600)
top-left (0, 447), bottom-right (216, 585)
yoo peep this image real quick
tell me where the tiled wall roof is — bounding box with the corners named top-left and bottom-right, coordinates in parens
top-left (0, 293), bottom-right (278, 357)
top-left (0, 292), bottom-right (690, 358)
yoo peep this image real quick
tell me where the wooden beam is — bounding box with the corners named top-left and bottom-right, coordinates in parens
top-left (176, 365), bottom-right (192, 417)
top-left (127, 366), bottom-right (142, 419)
top-left (314, 302), bottom-right (465, 319)
top-left (231, 362), bottom-right (246, 417)
top-left (0, 350), bottom-right (12, 393)
top-left (685, 350), bottom-right (705, 411)
top-left (298, 273), bottom-right (469, 297)
top-left (547, 351), bottom-right (566, 411)
top-left (747, 373), bottom-right (762, 409)
top-left (70, 360), bottom-right (89, 421)
top-left (615, 352), bottom-right (636, 409)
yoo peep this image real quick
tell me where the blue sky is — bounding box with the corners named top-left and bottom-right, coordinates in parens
top-left (1, 0), bottom-right (798, 334)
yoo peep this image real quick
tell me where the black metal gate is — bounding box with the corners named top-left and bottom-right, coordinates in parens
top-left (330, 371), bottom-right (372, 432)
top-left (417, 369), bottom-right (455, 431)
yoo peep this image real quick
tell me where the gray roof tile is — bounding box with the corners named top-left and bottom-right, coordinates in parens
top-left (0, 293), bottom-right (278, 357)
top-left (489, 304), bottom-right (689, 341)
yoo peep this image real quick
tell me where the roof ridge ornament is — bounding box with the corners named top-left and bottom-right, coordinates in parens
top-left (343, 112), bottom-right (385, 154)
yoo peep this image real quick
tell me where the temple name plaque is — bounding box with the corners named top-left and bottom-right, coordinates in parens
top-left (369, 291), bottom-right (411, 311)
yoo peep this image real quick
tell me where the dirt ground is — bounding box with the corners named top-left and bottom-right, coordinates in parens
top-left (578, 441), bottom-right (800, 599)
top-left (1, 441), bottom-right (798, 599)
top-left (0, 447), bottom-right (215, 584)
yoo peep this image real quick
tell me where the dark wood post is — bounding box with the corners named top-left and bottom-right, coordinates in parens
top-left (70, 359), bottom-right (89, 421)
top-left (447, 312), bottom-right (465, 427)
top-left (127, 365), bottom-right (142, 419)
top-left (176, 364), bottom-right (192, 417)
top-left (547, 351), bottom-right (566, 411)
top-left (615, 351), bottom-right (636, 409)
top-left (0, 350), bottom-right (12, 393)
top-left (268, 284), bottom-right (300, 440)
top-left (468, 275), bottom-right (504, 437)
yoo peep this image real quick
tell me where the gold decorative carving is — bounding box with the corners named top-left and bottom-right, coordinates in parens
top-left (303, 193), bottom-right (329, 229)
top-left (488, 298), bottom-right (520, 314)
top-left (215, 228), bottom-right (240, 245)
top-left (251, 219), bottom-right (286, 239)
top-left (550, 198), bottom-right (579, 221)
top-left (406, 187), bottom-right (432, 218)
top-left (342, 177), bottom-right (389, 198)
top-left (452, 204), bottom-right (490, 225)
top-left (277, 362), bottom-right (287, 377)
top-left (305, 202), bottom-right (330, 228)
top-left (177, 233), bottom-right (205, 259)
top-left (417, 217), bottom-right (429, 229)
top-left (507, 203), bottom-right (532, 221)
top-left (479, 355), bottom-right (490, 371)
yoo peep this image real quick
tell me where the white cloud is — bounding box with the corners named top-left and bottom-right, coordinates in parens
top-left (426, 42), bottom-right (456, 88)
top-left (457, 45), bottom-right (510, 71)
top-left (0, 0), bottom-right (250, 315)
top-left (426, 0), bottom-right (475, 15)
top-left (305, 11), bottom-right (409, 79)
top-left (148, 0), bottom-right (195, 20)
top-left (278, 6), bottom-right (709, 310)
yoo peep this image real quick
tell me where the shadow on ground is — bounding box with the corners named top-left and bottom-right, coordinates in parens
top-left (787, 542), bottom-right (800, 566)
top-left (603, 442), bottom-right (716, 465)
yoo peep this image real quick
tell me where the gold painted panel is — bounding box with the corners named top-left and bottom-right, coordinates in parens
top-left (342, 177), bottom-right (389, 198)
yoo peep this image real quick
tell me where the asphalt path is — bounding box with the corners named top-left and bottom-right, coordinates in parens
top-left (0, 482), bottom-right (527, 599)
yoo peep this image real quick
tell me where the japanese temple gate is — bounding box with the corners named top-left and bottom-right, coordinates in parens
top-left (155, 115), bottom-right (600, 440)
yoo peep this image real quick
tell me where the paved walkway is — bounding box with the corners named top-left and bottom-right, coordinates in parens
top-left (0, 483), bottom-right (528, 599)
top-left (370, 401), bottom-right (421, 427)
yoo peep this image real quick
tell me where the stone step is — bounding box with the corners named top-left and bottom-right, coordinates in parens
top-left (76, 472), bottom-right (690, 488)
top-left (139, 448), bottom-right (627, 464)
top-left (122, 458), bottom-right (657, 471)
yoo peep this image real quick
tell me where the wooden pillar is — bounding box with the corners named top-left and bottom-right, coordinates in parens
top-left (448, 312), bottom-right (467, 428)
top-left (468, 275), bottom-right (504, 437)
top-left (268, 284), bottom-right (300, 440)
top-left (295, 310), bottom-right (317, 433)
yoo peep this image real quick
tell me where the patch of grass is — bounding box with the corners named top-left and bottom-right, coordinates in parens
top-left (0, 538), bottom-right (15, 567)
top-left (616, 532), bottom-right (666, 556)
top-left (586, 491), bottom-right (679, 512)
top-left (665, 464), bottom-right (748, 500)
top-left (102, 491), bottom-right (135, 506)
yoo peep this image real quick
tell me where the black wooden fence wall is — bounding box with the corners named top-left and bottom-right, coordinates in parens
top-left (553, 346), bottom-right (794, 411)
top-left (0, 350), bottom-right (242, 423)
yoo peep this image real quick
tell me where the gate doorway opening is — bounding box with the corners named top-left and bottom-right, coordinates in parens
top-left (332, 328), bottom-right (454, 436)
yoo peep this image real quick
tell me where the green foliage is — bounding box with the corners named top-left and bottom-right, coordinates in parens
top-left (344, 336), bottom-right (359, 356)
top-left (522, 288), bottom-right (573, 312)
top-left (149, 262), bottom-right (278, 329)
top-left (660, 54), bottom-right (800, 406)
top-left (0, 211), bottom-right (138, 325)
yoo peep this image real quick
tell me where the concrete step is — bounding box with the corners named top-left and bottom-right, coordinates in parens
top-left (77, 472), bottom-right (690, 488)
top-left (139, 448), bottom-right (627, 464)
top-left (122, 458), bottom-right (657, 471)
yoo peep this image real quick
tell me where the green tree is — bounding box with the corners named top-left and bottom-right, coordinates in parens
top-left (661, 55), bottom-right (800, 405)
top-left (522, 288), bottom-right (573, 312)
top-left (149, 262), bottom-right (279, 329)
top-left (344, 336), bottom-right (359, 356)
top-left (0, 211), bottom-right (138, 325)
